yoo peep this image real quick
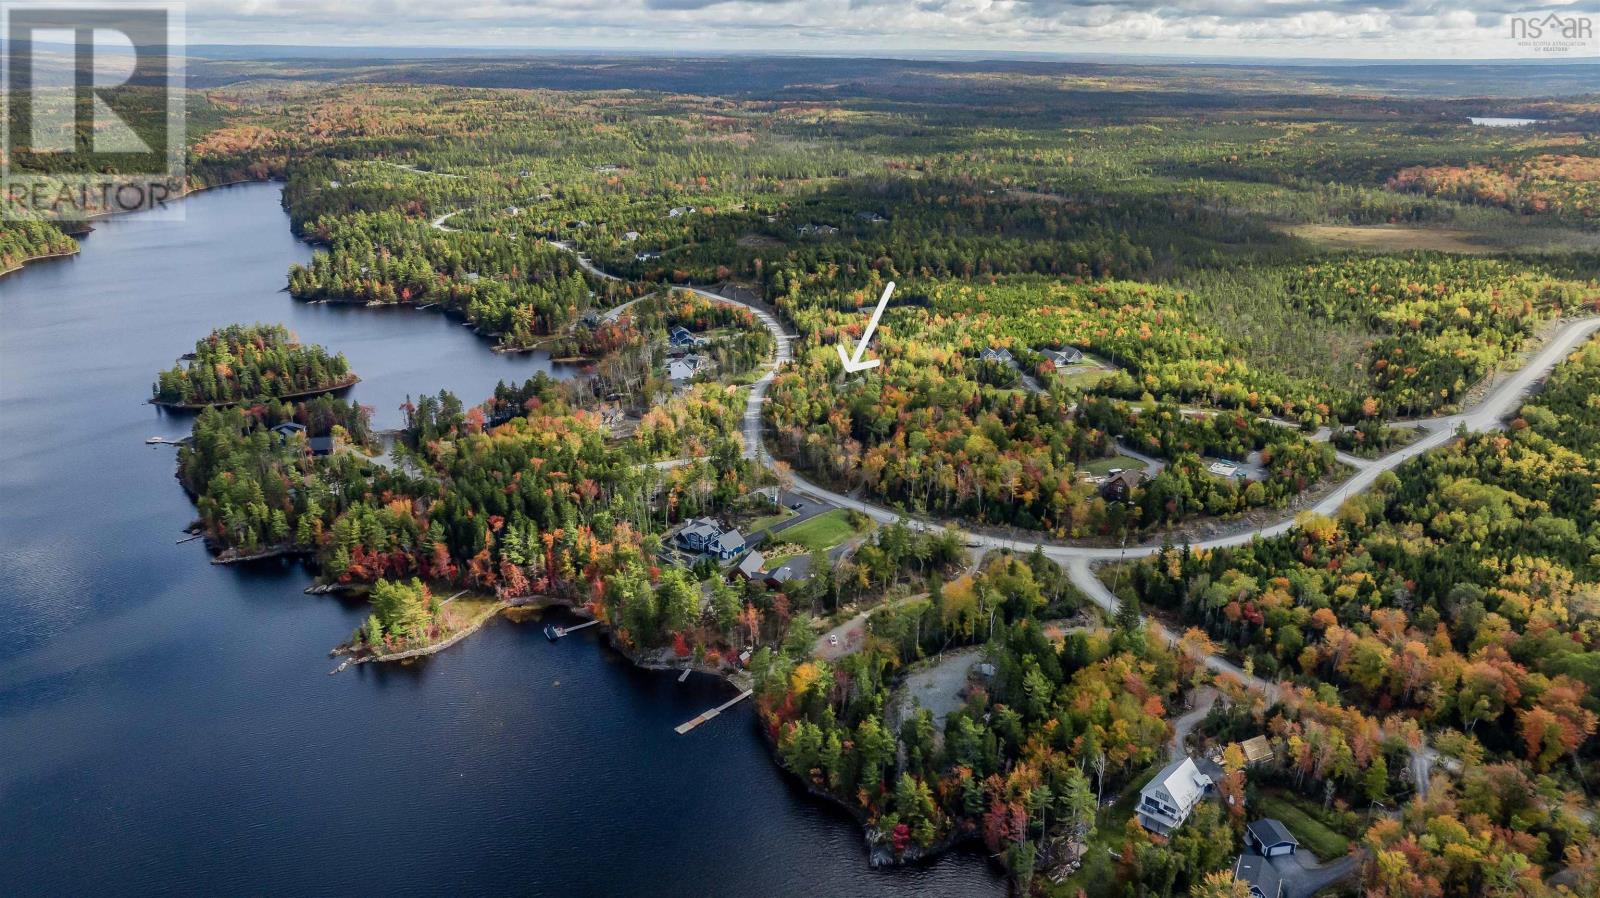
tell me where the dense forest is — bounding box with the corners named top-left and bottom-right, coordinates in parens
top-left (152, 323), bottom-right (356, 407)
top-left (109, 69), bottom-right (1600, 896)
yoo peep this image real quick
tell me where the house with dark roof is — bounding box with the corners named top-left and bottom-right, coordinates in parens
top-left (668, 326), bottom-right (706, 350)
top-left (1232, 853), bottom-right (1283, 898)
top-left (676, 518), bottom-right (722, 553)
top-left (1100, 468), bottom-right (1147, 502)
top-left (764, 558), bottom-right (807, 588)
top-left (1039, 346), bottom-right (1084, 366)
top-left (1245, 819), bottom-right (1299, 858)
top-left (271, 422), bottom-right (307, 440)
top-left (979, 347), bottom-right (1015, 364)
top-left (306, 436), bottom-right (335, 457)
top-left (1136, 757), bottom-right (1212, 836)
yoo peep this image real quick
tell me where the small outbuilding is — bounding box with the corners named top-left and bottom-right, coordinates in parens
top-left (1245, 819), bottom-right (1299, 858)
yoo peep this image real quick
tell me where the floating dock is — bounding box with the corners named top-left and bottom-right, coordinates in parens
top-left (674, 689), bottom-right (753, 735)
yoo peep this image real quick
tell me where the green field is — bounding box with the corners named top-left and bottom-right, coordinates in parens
top-left (771, 509), bottom-right (858, 553)
top-left (746, 506), bottom-right (795, 534)
top-left (1081, 455), bottom-right (1144, 476)
top-left (1253, 791), bottom-right (1353, 859)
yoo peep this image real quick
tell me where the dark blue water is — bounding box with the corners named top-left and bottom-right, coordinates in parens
top-left (0, 183), bottom-right (1004, 897)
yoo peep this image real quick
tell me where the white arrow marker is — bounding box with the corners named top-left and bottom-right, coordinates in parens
top-left (836, 281), bottom-right (895, 373)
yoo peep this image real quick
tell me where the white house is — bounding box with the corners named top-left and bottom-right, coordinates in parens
top-left (667, 355), bottom-right (709, 381)
top-left (1136, 757), bottom-right (1212, 836)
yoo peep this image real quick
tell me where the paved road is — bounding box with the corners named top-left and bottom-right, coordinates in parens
top-left (550, 240), bottom-right (1600, 734)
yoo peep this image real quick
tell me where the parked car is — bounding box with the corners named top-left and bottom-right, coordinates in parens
top-left (828, 635), bottom-right (839, 646)
top-left (788, 501), bottom-right (804, 510)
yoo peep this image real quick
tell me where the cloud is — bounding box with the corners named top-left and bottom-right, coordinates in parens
top-left (172, 0), bottom-right (1599, 58)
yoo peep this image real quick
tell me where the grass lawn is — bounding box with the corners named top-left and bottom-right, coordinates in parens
top-left (746, 507), bottom-right (795, 534)
top-left (1253, 791), bottom-right (1352, 859)
top-left (772, 509), bottom-right (859, 552)
top-left (1081, 455), bottom-right (1142, 476)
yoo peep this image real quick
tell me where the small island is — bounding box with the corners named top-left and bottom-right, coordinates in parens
top-left (151, 323), bottom-right (358, 408)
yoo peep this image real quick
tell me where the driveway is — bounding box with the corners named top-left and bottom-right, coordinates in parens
top-left (1272, 849), bottom-right (1362, 898)
top-left (1169, 685), bottom-right (1218, 761)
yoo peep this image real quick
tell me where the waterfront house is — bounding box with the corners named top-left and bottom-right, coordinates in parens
top-left (1232, 853), bottom-right (1283, 898)
top-left (1135, 757), bottom-right (1212, 836)
top-left (1245, 819), bottom-right (1299, 858)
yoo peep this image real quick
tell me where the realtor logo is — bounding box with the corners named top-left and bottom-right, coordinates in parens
top-left (1, 3), bottom-right (185, 219)
top-left (1509, 11), bottom-right (1597, 54)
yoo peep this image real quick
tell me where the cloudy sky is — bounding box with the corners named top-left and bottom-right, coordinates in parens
top-left (178, 0), bottom-right (1600, 59)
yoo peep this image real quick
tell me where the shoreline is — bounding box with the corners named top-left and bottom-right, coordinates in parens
top-left (150, 374), bottom-right (362, 410)
top-left (1, 178), bottom-right (275, 283)
top-left (339, 600), bottom-right (510, 669)
top-left (0, 247), bottom-right (82, 281)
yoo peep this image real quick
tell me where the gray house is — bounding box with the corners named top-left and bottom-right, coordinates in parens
top-left (676, 518), bottom-right (722, 552)
top-left (1135, 757), bottom-right (1212, 836)
top-left (676, 519), bottom-right (745, 561)
top-left (709, 529), bottom-right (745, 561)
top-left (1232, 853), bottom-right (1283, 898)
top-left (979, 347), bottom-right (1014, 364)
top-left (1039, 346), bottom-right (1084, 366)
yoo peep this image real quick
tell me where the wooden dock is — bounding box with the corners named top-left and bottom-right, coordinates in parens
top-left (674, 689), bottom-right (753, 735)
top-left (544, 619), bottom-right (600, 640)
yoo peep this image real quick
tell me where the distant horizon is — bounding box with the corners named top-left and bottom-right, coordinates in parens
top-left (182, 42), bottom-right (1600, 67)
top-left (146, 0), bottom-right (1600, 63)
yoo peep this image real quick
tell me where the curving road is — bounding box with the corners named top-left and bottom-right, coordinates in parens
top-left (548, 238), bottom-right (1600, 758)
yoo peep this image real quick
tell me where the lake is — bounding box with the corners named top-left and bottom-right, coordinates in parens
top-left (1468, 116), bottom-right (1542, 127)
top-left (0, 183), bottom-right (1005, 897)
